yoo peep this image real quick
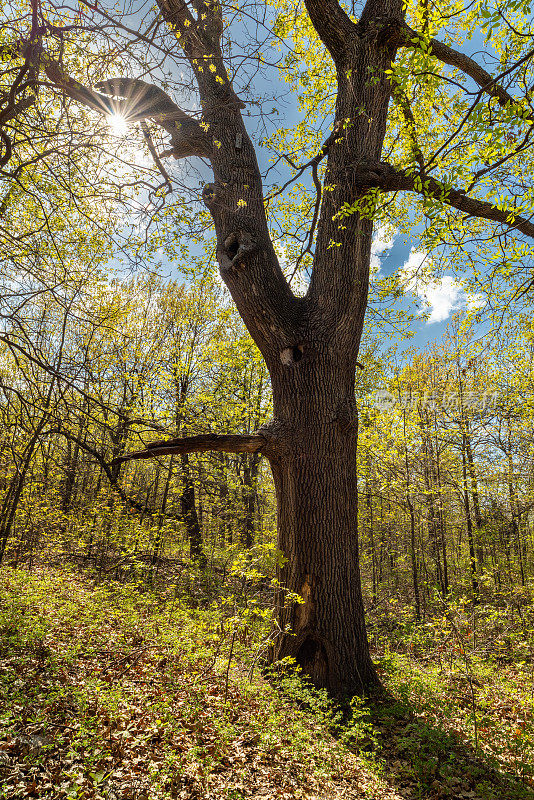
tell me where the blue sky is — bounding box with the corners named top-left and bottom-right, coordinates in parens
top-left (370, 229), bottom-right (484, 349)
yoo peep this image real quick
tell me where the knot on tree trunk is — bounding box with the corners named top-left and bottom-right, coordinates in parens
top-left (218, 231), bottom-right (257, 272)
top-left (356, 5), bottom-right (405, 47)
top-left (254, 418), bottom-right (290, 459)
top-left (335, 396), bottom-right (358, 433)
top-left (202, 182), bottom-right (220, 207)
top-left (280, 344), bottom-right (304, 366)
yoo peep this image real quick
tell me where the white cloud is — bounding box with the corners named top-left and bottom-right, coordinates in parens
top-left (423, 276), bottom-right (469, 323)
top-left (370, 225), bottom-right (395, 276)
top-left (398, 248), bottom-right (428, 292)
top-left (399, 248), bottom-right (484, 324)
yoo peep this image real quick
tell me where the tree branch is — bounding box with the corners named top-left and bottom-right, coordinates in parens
top-left (140, 121), bottom-right (173, 192)
top-left (48, 429), bottom-right (149, 513)
top-left (114, 433), bottom-right (266, 464)
top-left (401, 23), bottom-right (534, 112)
top-left (303, 0), bottom-right (357, 61)
top-left (0, 95), bottom-right (36, 125)
top-left (39, 58), bottom-right (210, 158)
top-left (155, 0), bottom-right (242, 109)
top-left (346, 160), bottom-right (534, 238)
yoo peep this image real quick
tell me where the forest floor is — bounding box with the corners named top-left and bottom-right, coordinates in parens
top-left (0, 562), bottom-right (533, 800)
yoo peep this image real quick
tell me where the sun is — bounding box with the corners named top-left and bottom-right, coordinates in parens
top-left (108, 113), bottom-right (129, 137)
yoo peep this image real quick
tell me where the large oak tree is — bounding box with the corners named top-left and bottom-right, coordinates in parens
top-left (3, 0), bottom-right (534, 692)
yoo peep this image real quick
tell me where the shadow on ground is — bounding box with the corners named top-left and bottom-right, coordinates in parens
top-left (350, 694), bottom-right (534, 800)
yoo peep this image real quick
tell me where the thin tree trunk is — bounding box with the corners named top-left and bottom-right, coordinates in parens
top-left (61, 402), bottom-right (88, 513)
top-left (506, 448), bottom-right (525, 586)
top-left (401, 407), bottom-right (420, 620)
top-left (241, 451), bottom-right (260, 549)
top-left (180, 453), bottom-right (206, 566)
top-left (433, 425), bottom-right (449, 595)
top-left (419, 412), bottom-right (446, 595)
top-left (408, 500), bottom-right (421, 622)
top-left (465, 423), bottom-right (484, 568)
top-left (461, 434), bottom-right (479, 599)
top-left (0, 425), bottom-right (45, 564)
top-left (153, 456), bottom-right (174, 564)
top-left (217, 453), bottom-right (230, 545)
top-left (365, 474), bottom-right (377, 607)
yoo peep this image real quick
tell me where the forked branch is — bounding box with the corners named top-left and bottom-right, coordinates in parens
top-left (303, 0), bottom-right (357, 61)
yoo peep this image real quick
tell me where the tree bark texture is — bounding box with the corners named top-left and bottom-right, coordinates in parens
top-left (264, 352), bottom-right (378, 693)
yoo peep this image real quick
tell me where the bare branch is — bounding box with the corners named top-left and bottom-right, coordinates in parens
top-left (114, 433), bottom-right (266, 464)
top-left (50, 429), bottom-right (151, 514)
top-left (0, 95), bottom-right (36, 124)
top-left (140, 121), bottom-right (173, 192)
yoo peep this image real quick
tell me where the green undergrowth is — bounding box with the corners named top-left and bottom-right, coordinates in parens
top-left (0, 566), bottom-right (533, 800)
top-left (0, 565), bottom-right (387, 800)
top-left (369, 594), bottom-right (534, 799)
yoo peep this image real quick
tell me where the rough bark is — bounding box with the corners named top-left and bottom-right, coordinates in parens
top-left (115, 433), bottom-right (265, 463)
top-left (265, 355), bottom-right (378, 693)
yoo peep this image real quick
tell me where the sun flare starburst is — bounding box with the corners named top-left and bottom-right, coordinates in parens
top-left (108, 113), bottom-right (129, 137)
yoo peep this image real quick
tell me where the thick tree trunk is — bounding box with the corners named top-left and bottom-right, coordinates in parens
top-left (61, 403), bottom-right (87, 513)
top-left (102, 0), bottom-right (405, 696)
top-left (266, 359), bottom-right (379, 694)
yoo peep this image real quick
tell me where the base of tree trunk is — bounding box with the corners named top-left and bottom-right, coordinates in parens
top-left (266, 413), bottom-right (381, 696)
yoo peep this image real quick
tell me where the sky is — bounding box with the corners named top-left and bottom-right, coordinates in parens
top-left (370, 229), bottom-right (484, 349)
